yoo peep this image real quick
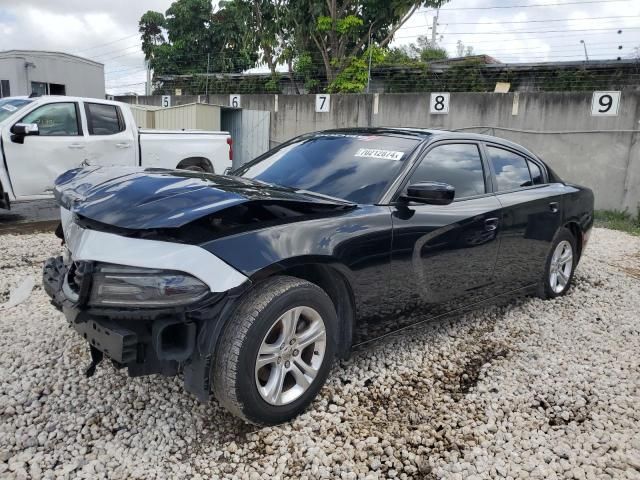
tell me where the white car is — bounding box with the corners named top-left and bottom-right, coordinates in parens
top-left (0, 96), bottom-right (233, 209)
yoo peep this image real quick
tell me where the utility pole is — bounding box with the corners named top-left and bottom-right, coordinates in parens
top-left (205, 53), bottom-right (210, 103)
top-left (366, 27), bottom-right (373, 94)
top-left (145, 60), bottom-right (151, 96)
top-left (580, 40), bottom-right (589, 62)
top-left (431, 9), bottom-right (440, 48)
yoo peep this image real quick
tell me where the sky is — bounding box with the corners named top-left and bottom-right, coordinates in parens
top-left (0, 0), bottom-right (638, 95)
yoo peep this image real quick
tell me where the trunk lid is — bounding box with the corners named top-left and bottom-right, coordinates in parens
top-left (54, 166), bottom-right (354, 230)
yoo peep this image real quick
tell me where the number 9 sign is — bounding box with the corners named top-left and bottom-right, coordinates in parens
top-left (430, 93), bottom-right (450, 114)
top-left (591, 91), bottom-right (621, 116)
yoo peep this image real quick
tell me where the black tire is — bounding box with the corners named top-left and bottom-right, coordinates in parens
top-left (538, 227), bottom-right (578, 299)
top-left (213, 276), bottom-right (338, 425)
top-left (181, 165), bottom-right (205, 172)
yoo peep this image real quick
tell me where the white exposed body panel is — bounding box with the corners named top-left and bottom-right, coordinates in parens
top-left (0, 96), bottom-right (232, 205)
top-left (60, 208), bottom-right (248, 293)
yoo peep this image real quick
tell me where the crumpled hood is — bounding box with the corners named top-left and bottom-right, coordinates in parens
top-left (54, 166), bottom-right (353, 230)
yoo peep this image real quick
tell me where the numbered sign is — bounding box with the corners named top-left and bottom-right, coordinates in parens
top-left (161, 95), bottom-right (171, 108)
top-left (316, 94), bottom-right (330, 113)
top-left (591, 91), bottom-right (621, 116)
top-left (230, 94), bottom-right (241, 108)
top-left (430, 93), bottom-right (450, 114)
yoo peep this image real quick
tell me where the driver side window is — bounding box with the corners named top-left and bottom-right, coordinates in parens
top-left (408, 143), bottom-right (486, 200)
top-left (20, 103), bottom-right (79, 136)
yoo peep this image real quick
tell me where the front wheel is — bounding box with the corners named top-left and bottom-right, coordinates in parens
top-left (539, 228), bottom-right (577, 299)
top-left (213, 276), bottom-right (337, 425)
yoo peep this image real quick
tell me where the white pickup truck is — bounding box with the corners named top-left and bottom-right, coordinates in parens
top-left (0, 96), bottom-right (233, 209)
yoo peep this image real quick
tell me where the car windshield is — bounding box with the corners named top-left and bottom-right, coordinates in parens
top-left (234, 133), bottom-right (422, 204)
top-left (0, 99), bottom-right (32, 122)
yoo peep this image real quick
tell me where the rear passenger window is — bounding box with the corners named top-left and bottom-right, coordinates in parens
top-left (487, 147), bottom-right (532, 191)
top-left (528, 160), bottom-right (544, 185)
top-left (85, 103), bottom-right (124, 135)
top-left (409, 143), bottom-right (486, 199)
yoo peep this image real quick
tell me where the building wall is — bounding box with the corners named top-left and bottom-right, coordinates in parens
top-left (116, 91), bottom-right (640, 212)
top-left (0, 51), bottom-right (104, 98)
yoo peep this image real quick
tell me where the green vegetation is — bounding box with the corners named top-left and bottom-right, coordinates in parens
top-left (139, 0), bottom-right (449, 94)
top-left (594, 210), bottom-right (640, 236)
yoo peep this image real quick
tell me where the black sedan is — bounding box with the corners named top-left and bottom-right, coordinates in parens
top-left (43, 128), bottom-right (594, 425)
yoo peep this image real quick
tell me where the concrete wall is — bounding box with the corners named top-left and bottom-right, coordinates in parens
top-left (0, 51), bottom-right (105, 98)
top-left (117, 91), bottom-right (640, 211)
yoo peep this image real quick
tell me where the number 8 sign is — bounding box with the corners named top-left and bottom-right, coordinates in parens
top-left (591, 91), bottom-right (621, 116)
top-left (430, 93), bottom-right (450, 114)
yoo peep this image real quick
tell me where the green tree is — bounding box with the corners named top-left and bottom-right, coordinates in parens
top-left (140, 0), bottom-right (258, 91)
top-left (139, 11), bottom-right (166, 61)
top-left (286, 0), bottom-right (448, 87)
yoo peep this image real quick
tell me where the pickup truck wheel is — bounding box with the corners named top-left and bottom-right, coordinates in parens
top-left (538, 228), bottom-right (577, 299)
top-left (213, 276), bottom-right (337, 425)
top-left (177, 157), bottom-right (213, 173)
top-left (182, 165), bottom-right (205, 172)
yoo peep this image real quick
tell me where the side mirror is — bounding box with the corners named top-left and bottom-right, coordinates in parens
top-left (401, 181), bottom-right (455, 205)
top-left (10, 123), bottom-right (39, 144)
top-left (11, 123), bottom-right (39, 136)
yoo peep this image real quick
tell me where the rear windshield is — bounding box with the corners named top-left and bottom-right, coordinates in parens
top-left (0, 99), bottom-right (32, 122)
top-left (234, 133), bottom-right (421, 204)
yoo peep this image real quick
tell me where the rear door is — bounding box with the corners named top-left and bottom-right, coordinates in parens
top-left (389, 141), bottom-right (502, 318)
top-left (484, 143), bottom-right (564, 289)
top-left (83, 101), bottom-right (136, 167)
top-left (2, 100), bottom-right (86, 197)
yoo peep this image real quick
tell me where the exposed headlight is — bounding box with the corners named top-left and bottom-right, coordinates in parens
top-left (89, 264), bottom-right (209, 308)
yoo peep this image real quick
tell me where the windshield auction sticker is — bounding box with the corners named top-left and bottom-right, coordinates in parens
top-left (355, 148), bottom-right (404, 160)
top-left (1, 104), bottom-right (18, 112)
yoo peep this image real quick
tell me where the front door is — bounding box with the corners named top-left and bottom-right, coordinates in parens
top-left (388, 142), bottom-right (502, 325)
top-left (2, 101), bottom-right (86, 198)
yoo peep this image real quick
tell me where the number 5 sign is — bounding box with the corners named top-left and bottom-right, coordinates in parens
top-left (591, 91), bottom-right (621, 116)
top-left (430, 93), bottom-right (450, 114)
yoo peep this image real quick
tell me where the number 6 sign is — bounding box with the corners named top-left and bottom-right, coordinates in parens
top-left (430, 93), bottom-right (450, 114)
top-left (591, 91), bottom-right (621, 116)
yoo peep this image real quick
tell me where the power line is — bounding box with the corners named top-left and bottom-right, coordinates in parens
top-left (401, 15), bottom-right (640, 29)
top-left (436, 0), bottom-right (632, 11)
top-left (73, 34), bottom-right (140, 55)
top-left (396, 27), bottom-right (638, 39)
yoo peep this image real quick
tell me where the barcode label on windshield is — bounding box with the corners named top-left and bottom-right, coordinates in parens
top-left (355, 148), bottom-right (404, 161)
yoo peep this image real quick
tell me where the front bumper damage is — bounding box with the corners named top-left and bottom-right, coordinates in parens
top-left (42, 254), bottom-right (246, 402)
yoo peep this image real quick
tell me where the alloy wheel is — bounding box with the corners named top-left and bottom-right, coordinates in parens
top-left (255, 306), bottom-right (327, 406)
top-left (549, 240), bottom-right (573, 294)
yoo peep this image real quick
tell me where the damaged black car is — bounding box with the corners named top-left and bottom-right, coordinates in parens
top-left (43, 128), bottom-right (594, 425)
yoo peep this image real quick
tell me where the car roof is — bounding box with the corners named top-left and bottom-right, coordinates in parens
top-left (315, 127), bottom-right (539, 160)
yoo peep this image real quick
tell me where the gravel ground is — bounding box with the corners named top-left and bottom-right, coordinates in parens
top-left (1, 228), bottom-right (639, 480)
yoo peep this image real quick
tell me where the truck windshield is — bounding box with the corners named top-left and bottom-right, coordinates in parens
top-left (234, 133), bottom-right (421, 204)
top-left (0, 99), bottom-right (33, 123)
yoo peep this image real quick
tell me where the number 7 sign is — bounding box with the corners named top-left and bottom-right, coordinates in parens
top-left (591, 91), bottom-right (621, 116)
top-left (315, 94), bottom-right (330, 113)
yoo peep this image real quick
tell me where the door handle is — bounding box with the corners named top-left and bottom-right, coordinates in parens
top-left (68, 143), bottom-right (85, 149)
top-left (549, 202), bottom-right (559, 213)
top-left (116, 143), bottom-right (131, 149)
top-left (484, 217), bottom-right (499, 231)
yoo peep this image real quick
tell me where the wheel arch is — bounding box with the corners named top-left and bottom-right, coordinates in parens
top-left (250, 259), bottom-right (356, 360)
top-left (176, 156), bottom-right (214, 173)
top-left (564, 220), bottom-right (583, 260)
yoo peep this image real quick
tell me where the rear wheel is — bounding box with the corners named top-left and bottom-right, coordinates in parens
top-left (213, 276), bottom-right (337, 425)
top-left (539, 228), bottom-right (577, 299)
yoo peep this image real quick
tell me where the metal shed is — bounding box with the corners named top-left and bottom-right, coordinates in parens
top-left (153, 103), bottom-right (222, 131)
top-left (129, 104), bottom-right (161, 129)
